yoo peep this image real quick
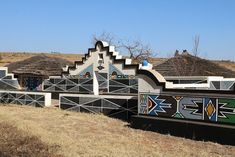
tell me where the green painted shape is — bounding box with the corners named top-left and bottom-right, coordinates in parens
top-left (218, 98), bottom-right (235, 124)
top-left (219, 98), bottom-right (235, 108)
top-left (173, 112), bottom-right (184, 119)
top-left (218, 114), bottom-right (235, 124)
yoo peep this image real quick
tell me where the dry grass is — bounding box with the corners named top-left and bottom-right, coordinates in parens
top-left (0, 122), bottom-right (62, 157)
top-left (0, 52), bottom-right (81, 67)
top-left (214, 60), bottom-right (235, 72)
top-left (0, 105), bottom-right (234, 157)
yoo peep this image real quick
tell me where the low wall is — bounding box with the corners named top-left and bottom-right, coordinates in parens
top-left (0, 90), bottom-right (51, 107)
top-left (139, 92), bottom-right (235, 125)
top-left (59, 94), bottom-right (138, 120)
top-left (131, 115), bottom-right (235, 145)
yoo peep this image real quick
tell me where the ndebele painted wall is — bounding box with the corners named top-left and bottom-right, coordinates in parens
top-left (43, 41), bottom-right (138, 95)
top-left (139, 93), bottom-right (235, 125)
top-left (137, 69), bottom-right (235, 126)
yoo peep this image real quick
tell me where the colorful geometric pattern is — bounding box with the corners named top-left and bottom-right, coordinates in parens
top-left (179, 97), bottom-right (203, 120)
top-left (0, 92), bottom-right (46, 107)
top-left (172, 96), bottom-right (184, 118)
top-left (203, 98), bottom-right (217, 121)
top-left (60, 95), bottom-right (138, 120)
top-left (218, 99), bottom-right (235, 123)
top-left (148, 95), bottom-right (171, 116)
top-left (139, 94), bottom-right (148, 114)
top-left (139, 93), bottom-right (235, 125)
top-left (139, 94), bottom-right (176, 117)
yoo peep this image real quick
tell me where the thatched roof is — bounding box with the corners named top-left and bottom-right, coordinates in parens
top-left (154, 53), bottom-right (235, 78)
top-left (6, 55), bottom-right (73, 77)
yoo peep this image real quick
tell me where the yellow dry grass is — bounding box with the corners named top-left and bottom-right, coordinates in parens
top-left (214, 60), bottom-right (235, 72)
top-left (0, 52), bottom-right (82, 67)
top-left (0, 105), bottom-right (234, 157)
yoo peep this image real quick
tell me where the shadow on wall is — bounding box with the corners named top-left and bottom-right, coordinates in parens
top-left (131, 115), bottom-right (235, 146)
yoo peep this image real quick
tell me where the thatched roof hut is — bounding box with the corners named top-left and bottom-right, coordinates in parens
top-left (6, 55), bottom-right (73, 76)
top-left (154, 53), bottom-right (235, 78)
top-left (5, 55), bottom-right (73, 90)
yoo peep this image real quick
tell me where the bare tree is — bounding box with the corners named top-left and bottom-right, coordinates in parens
top-left (92, 32), bottom-right (156, 62)
top-left (92, 32), bottom-right (116, 45)
top-left (119, 40), bottom-right (154, 62)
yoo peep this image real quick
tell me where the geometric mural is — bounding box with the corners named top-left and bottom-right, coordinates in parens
top-left (218, 99), bottom-right (235, 123)
top-left (96, 72), bottom-right (108, 93)
top-left (60, 94), bottom-right (138, 120)
top-left (43, 64), bottom-right (93, 93)
top-left (44, 63), bottom-right (138, 94)
top-left (43, 78), bottom-right (93, 93)
top-left (139, 93), bottom-right (235, 125)
top-left (203, 98), bottom-right (217, 122)
top-left (109, 78), bottom-right (138, 93)
top-left (210, 81), bottom-right (235, 90)
top-left (179, 97), bottom-right (203, 120)
top-left (147, 95), bottom-right (175, 117)
top-left (109, 64), bottom-right (138, 93)
top-left (0, 92), bottom-right (46, 107)
top-left (0, 68), bottom-right (20, 90)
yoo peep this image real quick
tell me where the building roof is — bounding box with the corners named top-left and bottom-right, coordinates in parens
top-left (154, 53), bottom-right (235, 78)
top-left (6, 55), bottom-right (73, 77)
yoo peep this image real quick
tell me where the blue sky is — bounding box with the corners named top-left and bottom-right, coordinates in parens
top-left (0, 0), bottom-right (234, 60)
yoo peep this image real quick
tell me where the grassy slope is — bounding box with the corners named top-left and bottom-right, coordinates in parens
top-left (214, 60), bottom-right (235, 72)
top-left (0, 105), bottom-right (234, 157)
top-left (0, 122), bottom-right (61, 157)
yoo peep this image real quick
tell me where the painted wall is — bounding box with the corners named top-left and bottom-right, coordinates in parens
top-left (0, 67), bottom-right (20, 90)
top-left (59, 94), bottom-right (138, 120)
top-left (0, 90), bottom-right (51, 107)
top-left (44, 42), bottom-right (138, 94)
top-left (139, 93), bottom-right (235, 125)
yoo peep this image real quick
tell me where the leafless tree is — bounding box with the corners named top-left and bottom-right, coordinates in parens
top-left (92, 32), bottom-right (116, 45)
top-left (92, 32), bottom-right (156, 62)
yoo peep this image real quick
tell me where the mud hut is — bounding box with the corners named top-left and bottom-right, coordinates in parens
top-left (6, 55), bottom-right (73, 90)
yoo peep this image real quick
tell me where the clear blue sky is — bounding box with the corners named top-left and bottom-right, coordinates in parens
top-left (0, 0), bottom-right (234, 60)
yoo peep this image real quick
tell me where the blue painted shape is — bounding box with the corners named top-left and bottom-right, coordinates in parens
top-left (204, 98), bottom-right (217, 122)
top-left (142, 60), bottom-right (149, 66)
top-left (148, 95), bottom-right (171, 115)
